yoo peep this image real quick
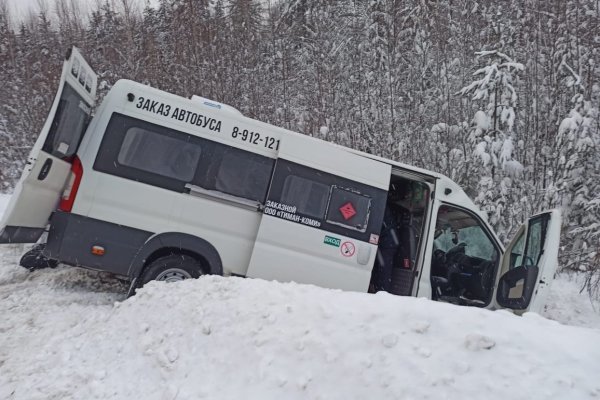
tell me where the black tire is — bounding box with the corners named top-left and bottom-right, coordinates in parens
top-left (140, 254), bottom-right (204, 286)
top-left (19, 244), bottom-right (59, 271)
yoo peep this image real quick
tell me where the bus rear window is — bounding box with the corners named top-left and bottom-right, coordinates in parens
top-left (43, 84), bottom-right (91, 159)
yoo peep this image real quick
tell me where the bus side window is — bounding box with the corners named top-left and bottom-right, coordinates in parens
top-left (266, 159), bottom-right (386, 243)
top-left (95, 113), bottom-right (275, 203)
top-left (208, 146), bottom-right (274, 203)
top-left (117, 127), bottom-right (201, 182)
top-left (325, 186), bottom-right (372, 233)
top-left (95, 113), bottom-right (207, 193)
top-left (281, 175), bottom-right (330, 219)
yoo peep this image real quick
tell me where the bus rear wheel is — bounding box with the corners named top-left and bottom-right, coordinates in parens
top-left (140, 254), bottom-right (204, 286)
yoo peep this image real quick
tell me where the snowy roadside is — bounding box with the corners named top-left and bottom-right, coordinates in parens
top-left (1, 193), bottom-right (600, 399)
top-left (1, 268), bottom-right (599, 400)
top-left (543, 273), bottom-right (600, 329)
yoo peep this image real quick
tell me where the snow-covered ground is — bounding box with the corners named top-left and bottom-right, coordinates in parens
top-left (1, 193), bottom-right (600, 400)
top-left (543, 273), bottom-right (600, 330)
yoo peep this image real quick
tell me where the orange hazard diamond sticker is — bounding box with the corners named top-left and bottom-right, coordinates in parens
top-left (339, 202), bottom-right (356, 220)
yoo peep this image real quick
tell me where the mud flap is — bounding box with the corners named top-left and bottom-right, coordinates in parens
top-left (20, 244), bottom-right (58, 271)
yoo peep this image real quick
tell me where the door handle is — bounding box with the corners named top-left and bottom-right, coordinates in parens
top-left (38, 158), bottom-right (53, 181)
top-left (357, 244), bottom-right (371, 265)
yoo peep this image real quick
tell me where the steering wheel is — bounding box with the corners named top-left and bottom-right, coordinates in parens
top-left (446, 242), bottom-right (467, 259)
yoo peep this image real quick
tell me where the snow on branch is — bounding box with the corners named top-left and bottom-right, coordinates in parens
top-left (560, 56), bottom-right (583, 88)
top-left (475, 50), bottom-right (513, 62)
top-left (499, 62), bottom-right (525, 71)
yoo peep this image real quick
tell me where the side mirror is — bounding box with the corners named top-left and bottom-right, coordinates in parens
top-left (496, 265), bottom-right (539, 310)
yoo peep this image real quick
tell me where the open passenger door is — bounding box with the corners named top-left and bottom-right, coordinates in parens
top-left (493, 209), bottom-right (562, 314)
top-left (246, 134), bottom-right (391, 292)
top-left (0, 47), bottom-right (97, 243)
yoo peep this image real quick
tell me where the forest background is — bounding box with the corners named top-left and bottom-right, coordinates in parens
top-left (0, 0), bottom-right (598, 293)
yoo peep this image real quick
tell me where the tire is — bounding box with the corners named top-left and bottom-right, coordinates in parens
top-left (140, 254), bottom-right (204, 286)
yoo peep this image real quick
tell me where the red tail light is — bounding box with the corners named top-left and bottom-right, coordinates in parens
top-left (59, 156), bottom-right (83, 212)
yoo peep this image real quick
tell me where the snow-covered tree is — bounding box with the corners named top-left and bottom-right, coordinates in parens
top-left (459, 50), bottom-right (525, 242)
top-left (553, 95), bottom-right (599, 274)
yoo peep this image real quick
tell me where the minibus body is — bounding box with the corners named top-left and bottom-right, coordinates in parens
top-left (0, 48), bottom-right (561, 314)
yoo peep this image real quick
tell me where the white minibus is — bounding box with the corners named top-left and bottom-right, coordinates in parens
top-left (0, 48), bottom-right (561, 313)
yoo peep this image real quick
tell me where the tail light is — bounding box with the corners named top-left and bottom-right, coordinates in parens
top-left (59, 156), bottom-right (83, 212)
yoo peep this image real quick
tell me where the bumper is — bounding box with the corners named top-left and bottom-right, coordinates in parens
top-left (44, 211), bottom-right (152, 277)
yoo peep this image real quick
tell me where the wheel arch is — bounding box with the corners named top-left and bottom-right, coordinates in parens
top-left (128, 232), bottom-right (223, 281)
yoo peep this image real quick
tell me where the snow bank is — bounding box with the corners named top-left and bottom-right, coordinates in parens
top-left (544, 273), bottom-right (600, 329)
top-left (1, 268), bottom-right (599, 400)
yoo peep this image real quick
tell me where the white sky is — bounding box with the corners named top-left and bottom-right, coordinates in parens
top-left (5, 0), bottom-right (43, 18)
top-left (7, 0), bottom-right (84, 20)
top-left (5, 0), bottom-right (155, 22)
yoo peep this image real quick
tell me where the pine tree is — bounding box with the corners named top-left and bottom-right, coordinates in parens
top-left (459, 50), bottom-right (525, 241)
top-left (555, 95), bottom-right (598, 272)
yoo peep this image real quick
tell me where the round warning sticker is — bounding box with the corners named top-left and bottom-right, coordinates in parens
top-left (340, 241), bottom-right (356, 257)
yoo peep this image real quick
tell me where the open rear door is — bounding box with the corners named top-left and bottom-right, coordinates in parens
top-left (246, 133), bottom-right (391, 292)
top-left (493, 209), bottom-right (562, 314)
top-left (0, 47), bottom-right (97, 243)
